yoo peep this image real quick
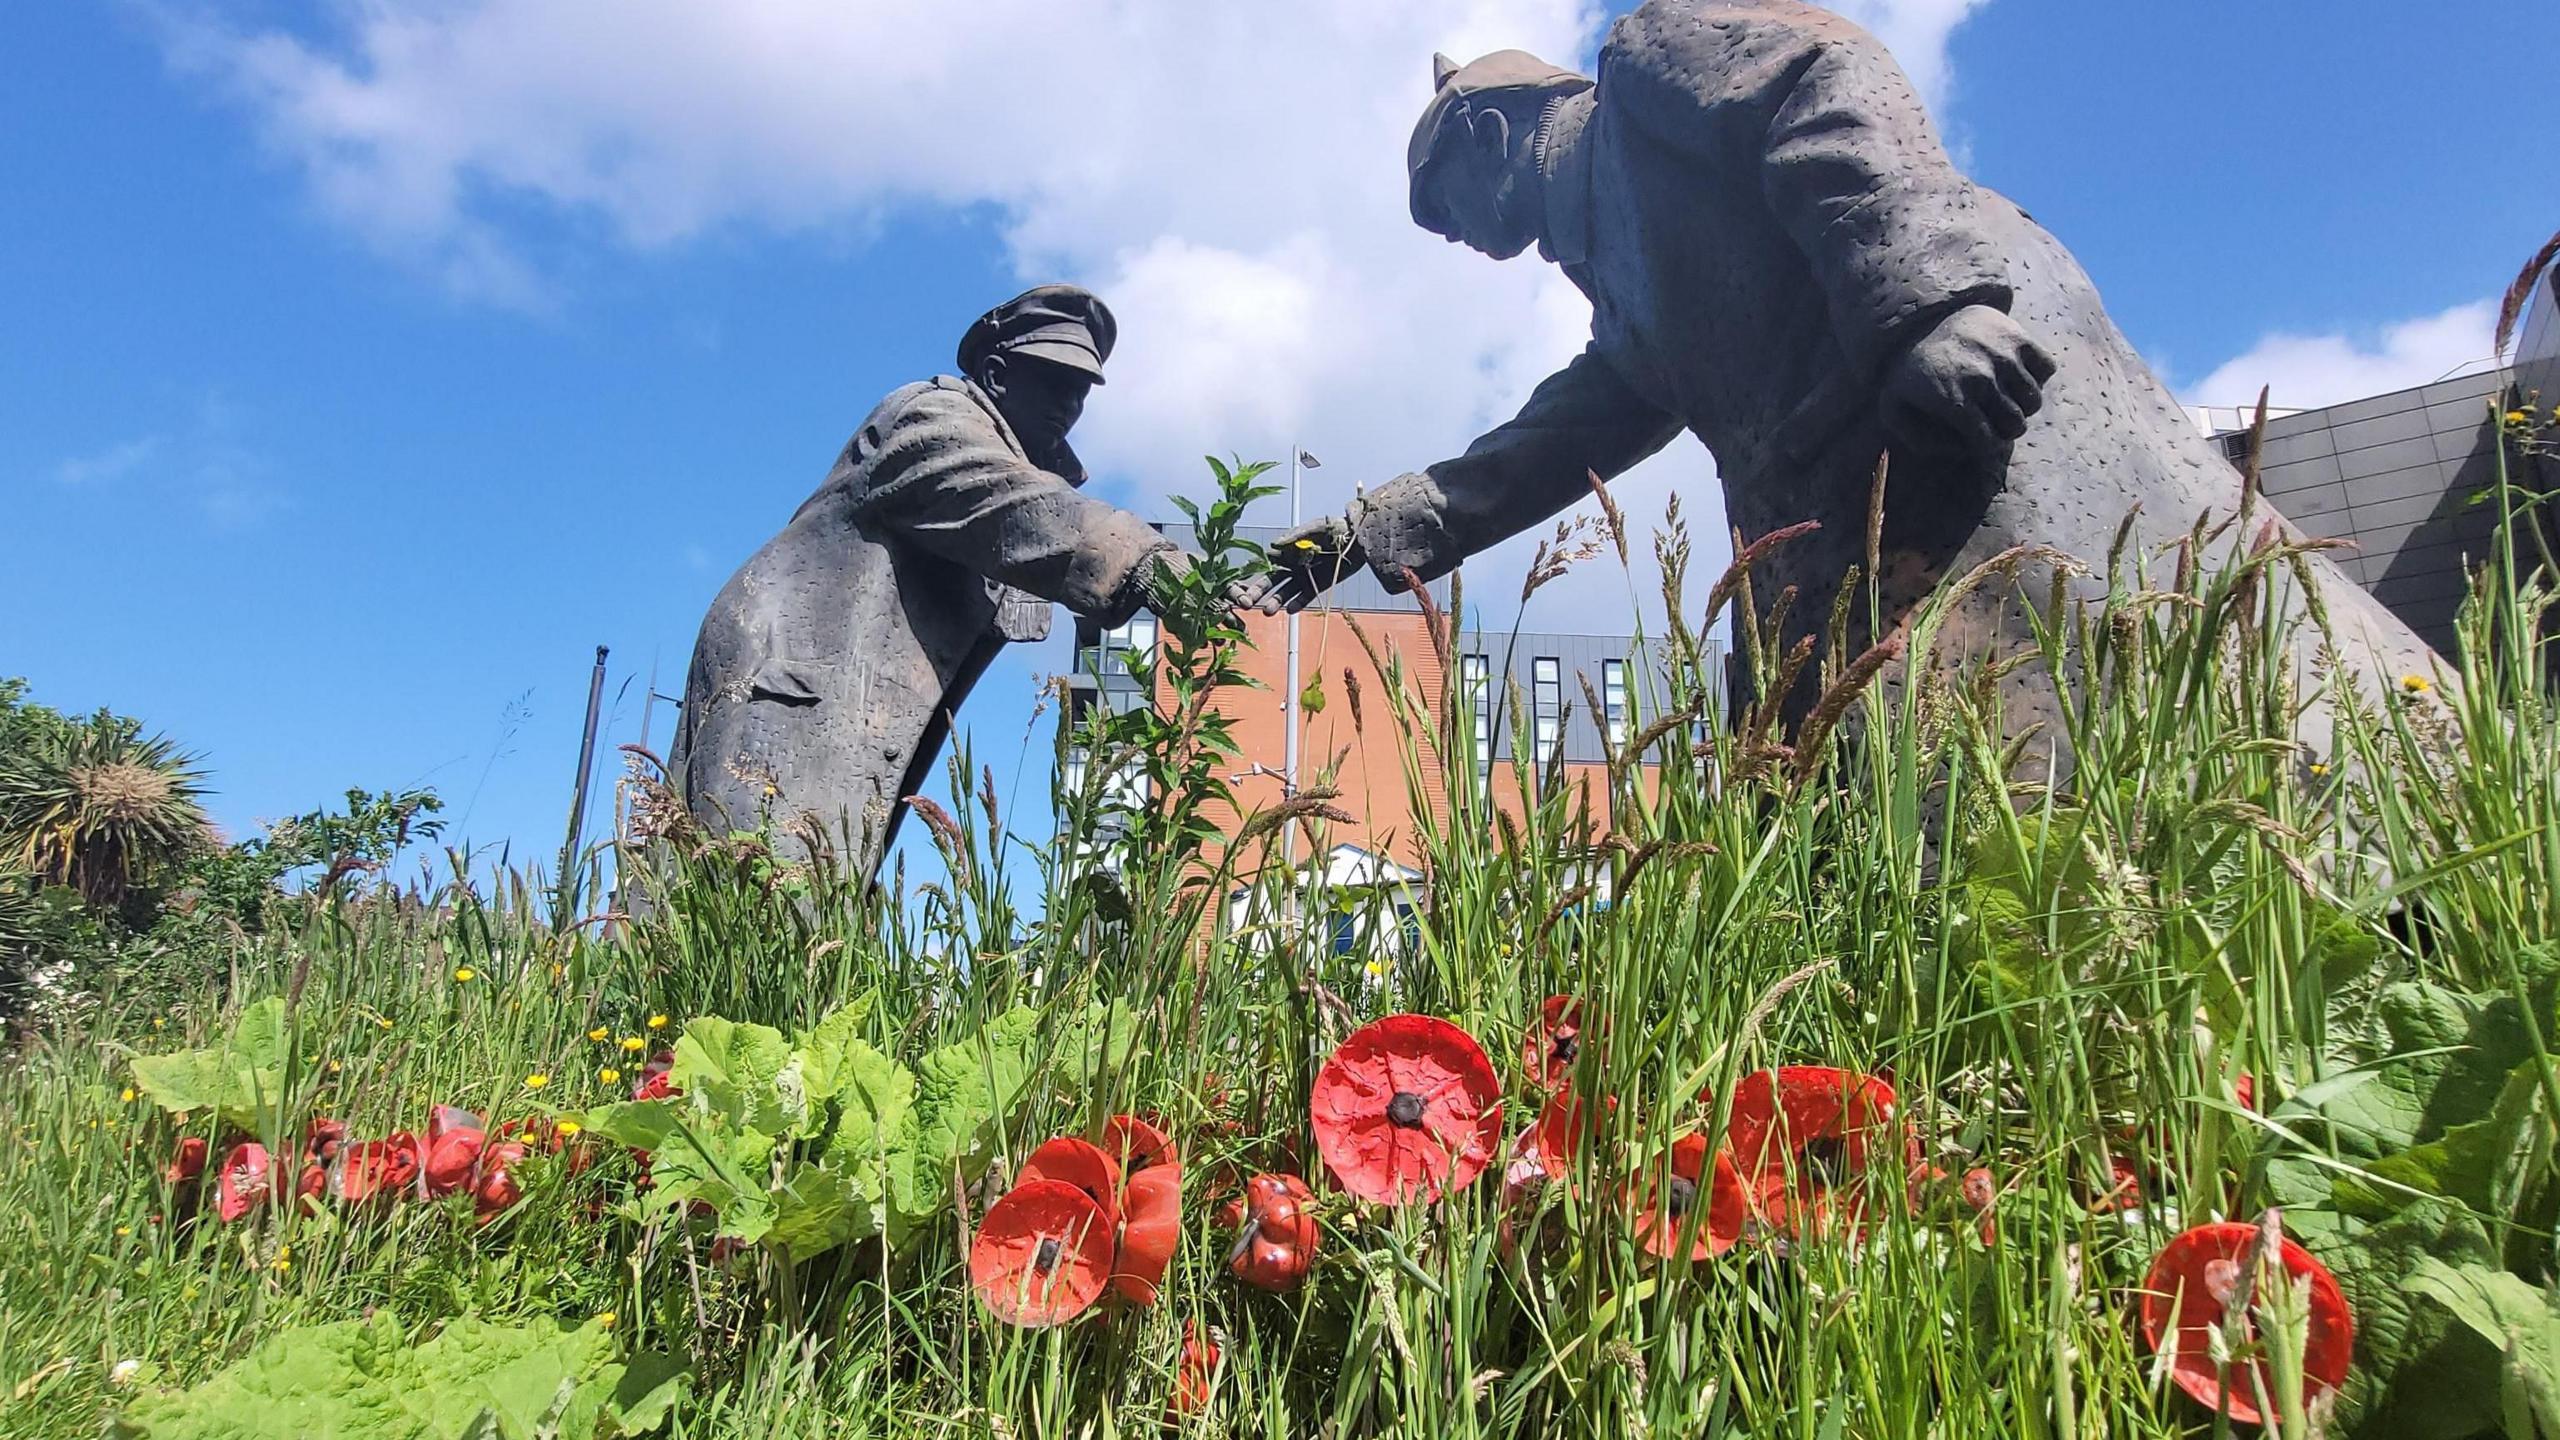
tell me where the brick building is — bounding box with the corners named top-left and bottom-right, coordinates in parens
top-left (1063, 527), bottom-right (1706, 955)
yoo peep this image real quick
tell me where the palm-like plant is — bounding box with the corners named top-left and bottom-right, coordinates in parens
top-left (0, 716), bottom-right (214, 910)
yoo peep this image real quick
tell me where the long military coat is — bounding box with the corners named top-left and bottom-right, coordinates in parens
top-left (1357, 0), bottom-right (2443, 771)
top-left (676, 376), bottom-right (1168, 876)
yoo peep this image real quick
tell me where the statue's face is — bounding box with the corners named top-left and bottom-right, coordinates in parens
top-left (1420, 107), bottom-right (1539, 261)
top-left (981, 353), bottom-right (1093, 449)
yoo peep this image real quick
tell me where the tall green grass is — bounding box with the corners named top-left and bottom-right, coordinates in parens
top-left (2, 433), bottom-right (2554, 1440)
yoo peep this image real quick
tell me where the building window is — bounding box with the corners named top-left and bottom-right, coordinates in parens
top-left (1602, 658), bottom-right (1629, 747)
top-left (1532, 657), bottom-right (1562, 773)
top-left (1461, 653), bottom-right (1493, 783)
top-left (1101, 611), bottom-right (1156, 665)
top-left (1330, 910), bottom-right (1358, 957)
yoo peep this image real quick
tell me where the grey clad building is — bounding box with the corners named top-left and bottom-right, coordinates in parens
top-left (2189, 258), bottom-right (2560, 657)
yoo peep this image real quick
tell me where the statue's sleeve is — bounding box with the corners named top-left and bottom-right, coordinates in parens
top-left (1604, 0), bottom-right (2013, 374)
top-left (1352, 344), bottom-right (1681, 586)
top-left (856, 386), bottom-right (1170, 623)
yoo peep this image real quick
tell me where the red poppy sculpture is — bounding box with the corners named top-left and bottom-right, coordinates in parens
top-left (1723, 1066), bottom-right (1904, 1238)
top-left (1522, 995), bottom-right (1586, 1090)
top-left (1110, 1162), bottom-right (1182, 1305)
top-left (329, 1131), bottom-right (422, 1205)
top-left (215, 1141), bottom-right (275, 1223)
top-left (1227, 1172), bottom-right (1319, 1292)
top-left (1311, 1015), bottom-right (1502, 1206)
top-left (1171, 1320), bottom-right (1221, 1419)
top-left (2141, 1220), bottom-right (2353, 1424)
top-left (165, 1136), bottom-right (208, 1187)
top-left (1628, 1134), bottom-right (1746, 1260)
top-left (970, 1177), bottom-right (1115, 1327)
top-left (1018, 1136), bottom-right (1122, 1228)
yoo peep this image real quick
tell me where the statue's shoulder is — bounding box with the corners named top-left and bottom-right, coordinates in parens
top-left (1602, 0), bottom-right (1861, 79)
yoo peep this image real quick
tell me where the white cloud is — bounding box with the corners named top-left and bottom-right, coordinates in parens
top-left (54, 436), bottom-right (164, 486)
top-left (154, 0), bottom-right (1986, 620)
top-left (2182, 299), bottom-right (2500, 411)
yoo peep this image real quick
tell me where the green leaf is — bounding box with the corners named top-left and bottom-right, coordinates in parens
top-left (901, 1006), bottom-right (1039, 1225)
top-left (2335, 1055), bottom-right (2546, 1217)
top-left (2407, 1257), bottom-right (2560, 1438)
top-left (111, 1313), bottom-right (685, 1440)
top-left (126, 996), bottom-right (304, 1130)
top-left (669, 1017), bottom-right (793, 1135)
top-left (2292, 1200), bottom-right (2504, 1440)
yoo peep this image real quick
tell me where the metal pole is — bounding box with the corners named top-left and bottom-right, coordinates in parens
top-left (1281, 447), bottom-right (1302, 869)
top-left (558, 644), bottom-right (609, 922)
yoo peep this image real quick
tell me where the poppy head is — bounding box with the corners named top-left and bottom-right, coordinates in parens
top-left (423, 1126), bottom-right (487, 1198)
top-left (215, 1142), bottom-right (273, 1223)
top-left (474, 1140), bottom-right (527, 1224)
top-left (1529, 1089), bottom-right (1613, 1181)
top-left (1522, 995), bottom-right (1586, 1089)
top-left (1018, 1136), bottom-right (1122, 1228)
top-left (1100, 1113), bottom-right (1179, 1177)
top-left (329, 1132), bottom-right (422, 1205)
top-left (1724, 1066), bottom-right (1902, 1237)
top-left (632, 1070), bottom-right (677, 1102)
top-left (2089, 1155), bottom-right (2145, 1215)
top-left (1311, 1014), bottom-right (1503, 1205)
top-left (165, 1136), bottom-right (208, 1186)
top-left (2234, 1073), bottom-right (2256, 1112)
top-left (1110, 1162), bottom-right (1183, 1306)
top-left (1629, 1134), bottom-right (1745, 1260)
top-left (971, 1178), bottom-right (1114, 1326)
top-left (1171, 1320), bottom-right (1221, 1418)
top-left (426, 1104), bottom-right (482, 1144)
top-left (2140, 1221), bottom-right (2353, 1424)
top-left (303, 1116), bottom-right (348, 1165)
top-left (1229, 1172), bottom-right (1319, 1292)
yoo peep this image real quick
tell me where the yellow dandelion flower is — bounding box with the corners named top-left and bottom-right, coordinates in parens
top-left (276, 1244), bottom-right (291, 1262)
top-left (326, 1059), bottom-right (343, 1075)
top-left (587, 1027), bottom-right (610, 1043)
top-left (549, 963), bottom-right (564, 980)
top-left (116, 1225), bottom-right (132, 1237)
top-left (1292, 538), bottom-right (1317, 550)
top-left (151, 1017), bottom-right (166, 1031)
top-left (453, 967), bottom-right (476, 983)
top-left (2401, 674), bottom-right (2430, 694)
top-left (274, 1258), bottom-right (291, 1273)
top-left (524, 1073), bottom-right (551, 1090)
top-left (2309, 762), bottom-right (2330, 777)
top-left (647, 1014), bottom-right (668, 1031)
top-left (621, 1036), bottom-right (646, 1053)
top-left (555, 1119), bottom-right (583, 1138)
top-left (375, 1016), bottom-right (393, 1030)
top-left (599, 1067), bottom-right (622, 1084)
top-left (596, 1311), bottom-right (618, 1331)
top-left (2508, 409), bottom-right (2531, 425)
top-left (121, 1086), bottom-right (137, 1104)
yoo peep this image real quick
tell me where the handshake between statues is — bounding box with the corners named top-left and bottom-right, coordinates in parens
top-left (1239, 303), bottom-right (2056, 617)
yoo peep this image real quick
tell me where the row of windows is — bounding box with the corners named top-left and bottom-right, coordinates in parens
top-left (1459, 654), bottom-right (1630, 777)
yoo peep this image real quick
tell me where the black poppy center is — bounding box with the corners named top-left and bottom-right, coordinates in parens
top-left (1666, 1175), bottom-right (1697, 1218)
top-left (1386, 1091), bottom-right (1428, 1128)
top-left (1801, 1135), bottom-right (1850, 1183)
top-left (1126, 1146), bottom-right (1153, 1174)
top-left (1034, 1236), bottom-right (1062, 1273)
top-left (1550, 1031), bottom-right (1579, 1065)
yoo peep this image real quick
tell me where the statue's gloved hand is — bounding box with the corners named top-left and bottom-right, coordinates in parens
top-left (1239, 514), bottom-right (1368, 616)
top-left (1132, 548), bottom-right (1241, 647)
top-left (1878, 305), bottom-right (2057, 458)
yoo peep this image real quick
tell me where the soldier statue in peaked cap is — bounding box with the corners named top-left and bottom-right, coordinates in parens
top-left (676, 284), bottom-right (1222, 878)
top-left (1248, 0), bottom-right (2444, 781)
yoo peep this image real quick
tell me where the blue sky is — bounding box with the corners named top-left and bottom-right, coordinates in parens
top-left (4, 0), bottom-right (2552, 889)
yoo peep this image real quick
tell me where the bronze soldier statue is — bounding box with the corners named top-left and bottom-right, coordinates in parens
top-left (676, 285), bottom-right (1216, 878)
top-left (1248, 0), bottom-right (2443, 774)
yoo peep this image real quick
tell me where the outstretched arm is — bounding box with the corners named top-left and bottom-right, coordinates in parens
top-left (855, 384), bottom-right (1174, 626)
top-left (1349, 344), bottom-right (1681, 588)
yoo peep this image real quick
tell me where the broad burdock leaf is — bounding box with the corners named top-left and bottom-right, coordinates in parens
top-left (2292, 1197), bottom-right (2504, 1438)
top-left (668, 1017), bottom-right (793, 1135)
top-left (2407, 1257), bottom-right (2560, 1437)
top-left (903, 1005), bottom-right (1040, 1224)
top-left (2334, 1057), bottom-right (2546, 1217)
top-left (110, 1313), bottom-right (686, 1439)
top-left (125, 996), bottom-right (308, 1129)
